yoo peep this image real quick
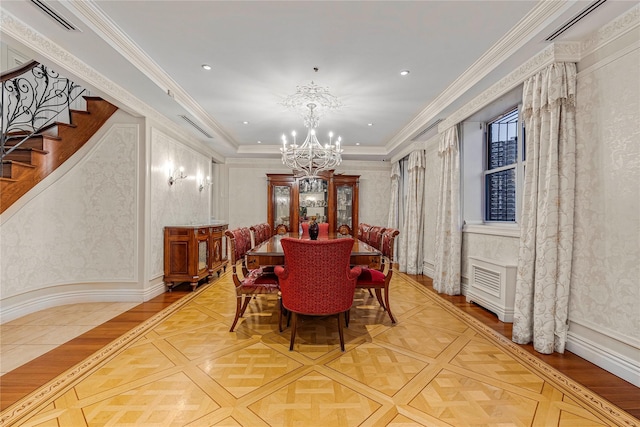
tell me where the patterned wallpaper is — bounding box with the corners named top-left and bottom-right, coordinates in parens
top-left (571, 42), bottom-right (640, 342)
top-left (149, 128), bottom-right (213, 279)
top-left (1, 123), bottom-right (138, 298)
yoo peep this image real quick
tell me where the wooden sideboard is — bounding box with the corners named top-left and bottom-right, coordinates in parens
top-left (163, 223), bottom-right (228, 291)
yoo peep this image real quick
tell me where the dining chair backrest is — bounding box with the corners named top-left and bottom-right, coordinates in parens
top-left (318, 222), bottom-right (329, 238)
top-left (380, 228), bottom-right (400, 261)
top-left (226, 227), bottom-right (252, 264)
top-left (250, 223), bottom-right (271, 247)
top-left (366, 226), bottom-right (386, 249)
top-left (358, 223), bottom-right (371, 241)
top-left (278, 238), bottom-right (359, 315)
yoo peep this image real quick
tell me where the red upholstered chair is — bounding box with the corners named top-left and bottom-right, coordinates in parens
top-left (226, 227), bottom-right (280, 332)
top-left (318, 222), bottom-right (329, 238)
top-left (250, 222), bottom-right (272, 247)
top-left (275, 238), bottom-right (361, 351)
top-left (300, 222), bottom-right (310, 238)
top-left (358, 223), bottom-right (371, 241)
top-left (250, 224), bottom-right (261, 247)
top-left (356, 228), bottom-right (400, 323)
top-left (365, 225), bottom-right (386, 249)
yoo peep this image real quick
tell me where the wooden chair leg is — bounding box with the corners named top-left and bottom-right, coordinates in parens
top-left (374, 288), bottom-right (386, 310)
top-left (229, 296), bottom-right (243, 332)
top-left (345, 309), bottom-right (350, 327)
top-left (289, 312), bottom-right (298, 351)
top-left (239, 295), bottom-right (252, 317)
top-left (338, 312), bottom-right (346, 351)
top-left (383, 288), bottom-right (396, 324)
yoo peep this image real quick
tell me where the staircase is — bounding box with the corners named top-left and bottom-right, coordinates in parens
top-left (0, 96), bottom-right (118, 214)
top-left (1, 61), bottom-right (119, 214)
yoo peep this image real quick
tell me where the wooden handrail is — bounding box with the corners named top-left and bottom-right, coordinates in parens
top-left (1, 60), bottom-right (39, 82)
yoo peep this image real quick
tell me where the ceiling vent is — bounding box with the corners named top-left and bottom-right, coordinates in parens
top-left (545, 0), bottom-right (607, 41)
top-left (411, 119), bottom-right (443, 141)
top-left (179, 115), bottom-right (214, 139)
top-left (30, 0), bottom-right (79, 31)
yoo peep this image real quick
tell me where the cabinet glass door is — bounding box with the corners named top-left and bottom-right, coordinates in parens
top-left (299, 178), bottom-right (328, 225)
top-left (274, 185), bottom-right (291, 230)
top-left (336, 185), bottom-right (353, 230)
top-left (198, 240), bottom-right (208, 271)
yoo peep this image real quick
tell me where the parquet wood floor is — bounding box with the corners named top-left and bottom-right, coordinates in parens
top-left (1, 272), bottom-right (638, 426)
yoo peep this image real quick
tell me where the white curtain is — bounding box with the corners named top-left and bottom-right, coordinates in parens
top-left (433, 126), bottom-right (461, 295)
top-left (387, 162), bottom-right (401, 229)
top-left (512, 62), bottom-right (577, 354)
top-left (398, 150), bottom-right (426, 274)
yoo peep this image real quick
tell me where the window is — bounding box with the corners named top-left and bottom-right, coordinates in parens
top-left (484, 107), bottom-right (524, 222)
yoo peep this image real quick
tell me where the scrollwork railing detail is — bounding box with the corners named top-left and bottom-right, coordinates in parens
top-left (1, 61), bottom-right (86, 160)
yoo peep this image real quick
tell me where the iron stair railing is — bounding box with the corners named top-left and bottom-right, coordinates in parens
top-left (1, 61), bottom-right (86, 173)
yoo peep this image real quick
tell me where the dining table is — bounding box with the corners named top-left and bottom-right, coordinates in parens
top-left (245, 233), bottom-right (382, 270)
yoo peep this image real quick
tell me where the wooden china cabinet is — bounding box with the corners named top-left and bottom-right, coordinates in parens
top-left (266, 171), bottom-right (358, 235)
top-left (163, 223), bottom-right (228, 291)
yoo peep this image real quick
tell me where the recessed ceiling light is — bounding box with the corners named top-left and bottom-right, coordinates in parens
top-left (356, 143), bottom-right (360, 146)
top-left (242, 121), bottom-right (249, 124)
top-left (400, 69), bottom-right (410, 76)
top-left (257, 140), bottom-right (262, 144)
top-left (202, 64), bottom-right (212, 70)
top-left (367, 123), bottom-right (373, 126)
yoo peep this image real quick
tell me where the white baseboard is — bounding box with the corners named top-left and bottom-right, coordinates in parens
top-left (566, 324), bottom-right (640, 387)
top-left (0, 282), bottom-right (164, 324)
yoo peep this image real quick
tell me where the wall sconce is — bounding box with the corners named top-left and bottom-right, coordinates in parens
top-left (168, 167), bottom-right (187, 186)
top-left (199, 175), bottom-right (213, 192)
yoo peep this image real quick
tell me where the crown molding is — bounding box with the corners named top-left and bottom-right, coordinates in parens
top-left (62, 0), bottom-right (238, 150)
top-left (438, 42), bottom-right (581, 132)
top-left (0, 8), bottom-right (226, 164)
top-left (384, 0), bottom-right (573, 155)
top-left (581, 4), bottom-right (640, 57)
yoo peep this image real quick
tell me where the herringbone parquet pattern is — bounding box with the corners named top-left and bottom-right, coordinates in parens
top-left (1, 272), bottom-right (636, 426)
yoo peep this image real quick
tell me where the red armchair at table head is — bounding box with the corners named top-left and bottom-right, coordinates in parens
top-left (274, 238), bottom-right (361, 351)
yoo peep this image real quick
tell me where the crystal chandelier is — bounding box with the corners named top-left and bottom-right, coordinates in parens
top-left (280, 82), bottom-right (343, 177)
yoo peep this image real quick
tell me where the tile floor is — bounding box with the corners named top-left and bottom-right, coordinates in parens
top-left (0, 302), bottom-right (138, 375)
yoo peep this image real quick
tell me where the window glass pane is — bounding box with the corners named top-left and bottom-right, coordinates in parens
top-left (487, 108), bottom-right (518, 169)
top-left (485, 168), bottom-right (516, 221)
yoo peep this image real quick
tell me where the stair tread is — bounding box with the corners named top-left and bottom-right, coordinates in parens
top-left (4, 134), bottom-right (62, 142)
top-left (6, 147), bottom-right (49, 154)
top-left (1, 160), bottom-right (36, 168)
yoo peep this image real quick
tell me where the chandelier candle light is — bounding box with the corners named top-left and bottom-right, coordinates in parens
top-left (280, 82), bottom-right (343, 177)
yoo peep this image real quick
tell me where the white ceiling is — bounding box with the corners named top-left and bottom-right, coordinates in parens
top-left (1, 0), bottom-right (635, 162)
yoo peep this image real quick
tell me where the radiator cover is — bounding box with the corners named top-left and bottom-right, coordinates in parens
top-left (466, 256), bottom-right (517, 322)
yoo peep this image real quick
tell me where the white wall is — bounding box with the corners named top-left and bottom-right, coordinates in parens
top-left (421, 8), bottom-right (640, 385)
top-left (221, 158), bottom-right (391, 230)
top-left (568, 23), bottom-right (640, 383)
top-left (148, 126), bottom-right (212, 280)
top-left (0, 111), bottom-right (142, 322)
